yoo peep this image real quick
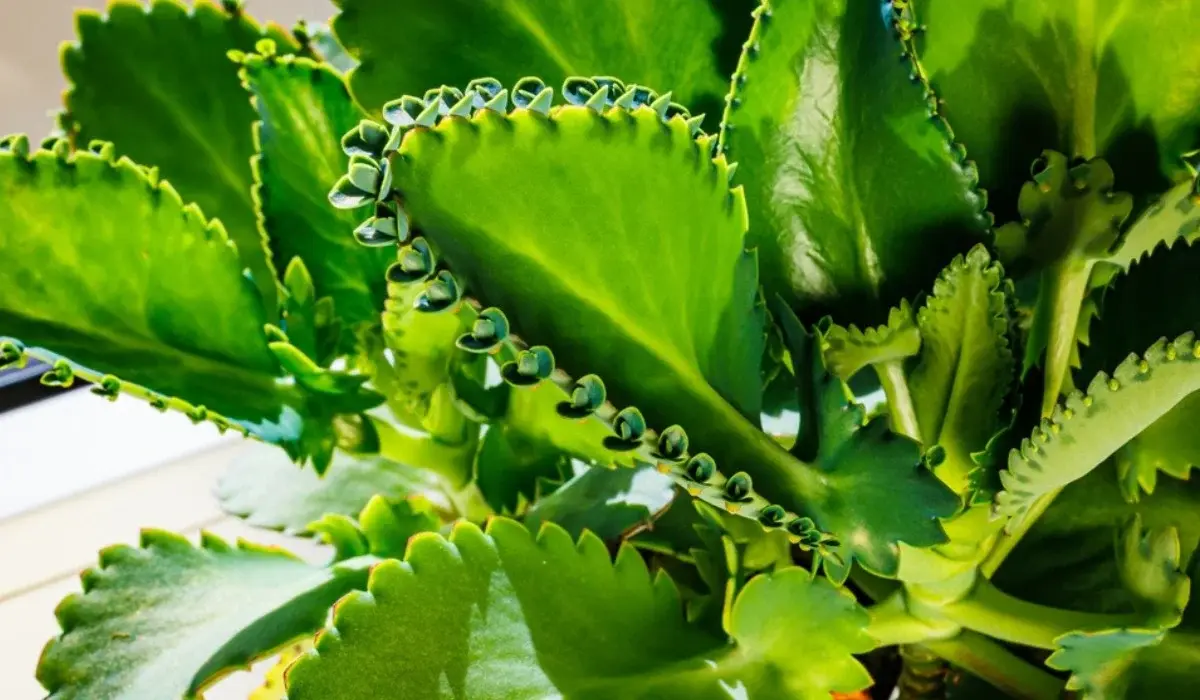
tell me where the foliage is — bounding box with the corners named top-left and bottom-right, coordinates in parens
top-left (4, 0), bottom-right (1200, 697)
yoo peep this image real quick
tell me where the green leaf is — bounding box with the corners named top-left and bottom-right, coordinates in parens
top-left (216, 447), bottom-right (448, 534)
top-left (356, 494), bottom-right (443, 558)
top-left (910, 0), bottom-right (1200, 220)
top-left (909, 245), bottom-right (1015, 494)
top-left (995, 333), bottom-right (1200, 531)
top-left (295, 21), bottom-right (357, 75)
top-left (1081, 236), bottom-right (1200, 499)
top-left (331, 0), bottom-right (739, 126)
top-left (0, 144), bottom-right (379, 461)
top-left (821, 300), bottom-right (921, 382)
top-left (286, 519), bottom-right (873, 699)
top-left (720, 0), bottom-right (989, 324)
top-left (35, 530), bottom-right (372, 699)
top-left (363, 86), bottom-right (822, 521)
top-left (523, 463), bottom-right (675, 541)
top-left (241, 52), bottom-right (392, 329)
top-left (62, 0), bottom-right (299, 311)
top-left (779, 306), bottom-right (961, 576)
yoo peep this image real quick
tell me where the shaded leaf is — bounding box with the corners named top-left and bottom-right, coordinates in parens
top-left (721, 0), bottom-right (989, 324)
top-left (216, 447), bottom-right (447, 534)
top-left (523, 463), bottom-right (675, 541)
top-left (242, 52), bottom-right (392, 328)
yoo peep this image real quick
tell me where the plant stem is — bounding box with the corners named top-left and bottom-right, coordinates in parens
top-left (897, 644), bottom-right (947, 699)
top-left (924, 631), bottom-right (1063, 700)
top-left (1035, 263), bottom-right (1091, 417)
top-left (877, 359), bottom-right (921, 441)
top-left (979, 487), bottom-right (1062, 578)
top-left (867, 592), bottom-right (960, 647)
top-left (940, 578), bottom-right (1142, 650)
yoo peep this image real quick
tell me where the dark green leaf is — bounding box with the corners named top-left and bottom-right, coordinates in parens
top-left (286, 519), bottom-right (873, 699)
top-left (475, 423), bottom-right (569, 514)
top-left (242, 53), bottom-right (392, 328)
top-left (721, 0), bottom-right (989, 324)
top-left (35, 530), bottom-right (372, 699)
top-left (912, 0), bottom-right (1200, 220)
top-left (62, 0), bottom-right (299, 311)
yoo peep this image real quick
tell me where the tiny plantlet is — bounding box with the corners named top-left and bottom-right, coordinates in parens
top-left (4, 0), bottom-right (1200, 698)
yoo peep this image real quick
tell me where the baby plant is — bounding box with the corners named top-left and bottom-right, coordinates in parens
top-left (4, 0), bottom-right (1200, 697)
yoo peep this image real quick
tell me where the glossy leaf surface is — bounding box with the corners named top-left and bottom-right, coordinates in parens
top-left (912, 0), bottom-right (1200, 219)
top-left (36, 530), bottom-right (371, 699)
top-left (522, 464), bottom-right (675, 541)
top-left (62, 0), bottom-right (298, 310)
top-left (721, 0), bottom-right (988, 323)
top-left (286, 519), bottom-right (873, 699)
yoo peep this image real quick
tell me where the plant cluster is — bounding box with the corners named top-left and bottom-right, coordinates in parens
top-left (3, 0), bottom-right (1200, 698)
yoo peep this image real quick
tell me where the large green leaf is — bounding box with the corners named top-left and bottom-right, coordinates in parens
top-left (62, 0), bottom-right (299, 311)
top-left (353, 85), bottom-right (802, 495)
top-left (475, 423), bottom-right (569, 514)
top-left (523, 463), bottom-right (675, 541)
top-left (0, 143), bottom-right (380, 463)
top-left (720, 0), bottom-right (989, 324)
top-left (286, 519), bottom-right (874, 699)
top-left (36, 530), bottom-right (372, 699)
top-left (909, 245), bottom-right (1015, 494)
top-left (241, 51), bottom-right (392, 328)
top-left (216, 448), bottom-right (448, 534)
top-left (330, 0), bottom-right (747, 125)
top-left (1082, 236), bottom-right (1200, 500)
top-left (910, 0), bottom-right (1200, 220)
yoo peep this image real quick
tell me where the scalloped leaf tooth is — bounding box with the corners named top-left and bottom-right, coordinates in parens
top-left (584, 84), bottom-right (610, 113)
top-left (526, 87), bottom-right (554, 116)
top-left (448, 91), bottom-right (477, 119)
top-left (0, 133), bottom-right (32, 159)
top-left (482, 89), bottom-right (509, 113)
top-left (650, 91), bottom-right (673, 120)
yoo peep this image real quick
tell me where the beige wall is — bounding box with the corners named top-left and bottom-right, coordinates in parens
top-left (0, 0), bottom-right (337, 136)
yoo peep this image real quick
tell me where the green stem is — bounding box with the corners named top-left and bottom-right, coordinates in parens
top-left (940, 578), bottom-right (1141, 650)
top-left (876, 359), bottom-right (921, 441)
top-left (867, 592), bottom-right (960, 647)
top-left (1035, 262), bottom-right (1091, 417)
top-left (980, 487), bottom-right (1062, 578)
top-left (924, 631), bottom-right (1064, 700)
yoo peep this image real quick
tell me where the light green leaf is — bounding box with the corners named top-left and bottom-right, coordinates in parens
top-left (720, 0), bottom-right (989, 324)
top-left (216, 447), bottom-right (448, 534)
top-left (331, 0), bottom-right (742, 125)
top-left (0, 143), bottom-right (381, 461)
top-left (909, 245), bottom-right (1015, 494)
top-left (778, 306), bottom-right (961, 576)
top-left (286, 519), bottom-right (873, 699)
top-left (821, 300), bottom-right (921, 382)
top-left (241, 51), bottom-right (391, 328)
top-left (911, 0), bottom-right (1200, 219)
top-left (523, 463), bottom-right (675, 541)
top-left (996, 333), bottom-right (1200, 531)
top-left (62, 0), bottom-right (298, 311)
top-left (362, 86), bottom-right (820, 522)
top-left (35, 530), bottom-right (372, 699)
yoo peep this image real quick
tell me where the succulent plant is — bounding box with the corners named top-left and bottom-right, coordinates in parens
top-left (4, 0), bottom-right (1200, 698)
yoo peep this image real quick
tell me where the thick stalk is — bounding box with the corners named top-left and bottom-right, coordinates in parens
top-left (876, 359), bottom-right (921, 441)
top-left (924, 631), bottom-right (1063, 700)
top-left (1036, 262), bottom-right (1091, 417)
top-left (897, 644), bottom-right (946, 700)
top-left (940, 578), bottom-right (1141, 650)
top-left (867, 592), bottom-right (960, 647)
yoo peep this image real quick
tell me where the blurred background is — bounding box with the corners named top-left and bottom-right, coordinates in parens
top-left (0, 2), bottom-right (337, 697)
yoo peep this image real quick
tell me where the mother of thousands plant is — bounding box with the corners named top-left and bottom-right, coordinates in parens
top-left (4, 0), bottom-right (1200, 697)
